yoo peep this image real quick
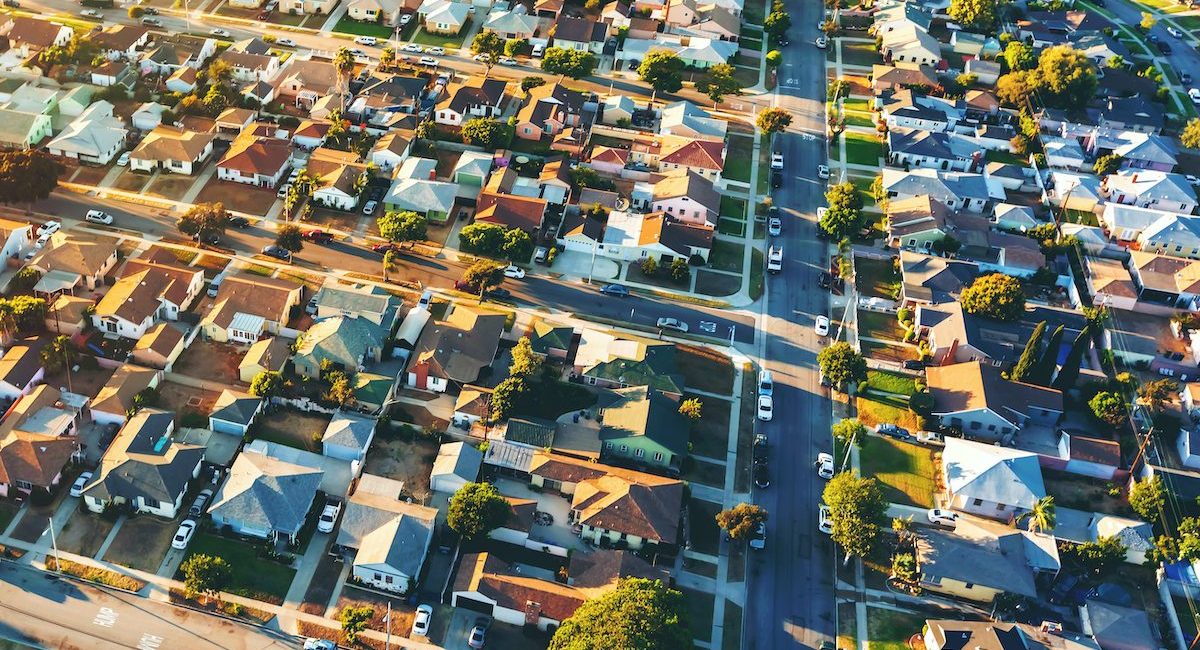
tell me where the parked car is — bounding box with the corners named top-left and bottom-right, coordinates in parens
top-left (915, 430), bottom-right (943, 445)
top-left (1157, 41), bottom-right (1173, 55)
top-left (189, 488), bottom-right (214, 517)
top-left (468, 617), bottom-right (489, 649)
top-left (36, 220), bottom-right (61, 238)
top-left (70, 472), bottom-right (93, 498)
top-left (473, 53), bottom-right (491, 62)
top-left (80, 8), bottom-right (102, 17)
top-left (372, 242), bottom-right (400, 254)
top-left (815, 452), bottom-right (834, 479)
top-left (303, 230), bottom-right (332, 243)
top-left (1190, 88), bottom-right (1200, 105)
top-left (499, 56), bottom-right (518, 65)
top-left (758, 369), bottom-right (773, 396)
top-left (418, 56), bottom-right (438, 66)
top-left (399, 13), bottom-right (413, 24)
top-left (768, 217), bottom-right (782, 236)
top-left (362, 200), bottom-right (378, 216)
top-left (261, 245), bottom-right (292, 260)
top-left (927, 509), bottom-right (959, 527)
top-left (172, 519), bottom-right (197, 549)
top-left (354, 36), bottom-right (378, 46)
top-left (600, 283), bottom-right (629, 297)
top-left (116, 151), bottom-right (130, 166)
top-left (753, 433), bottom-right (768, 461)
top-left (484, 287), bottom-right (512, 300)
top-left (276, 38), bottom-right (297, 47)
top-left (229, 216), bottom-right (250, 229)
top-left (757, 394), bottom-right (773, 421)
top-left (209, 28), bottom-right (231, 37)
top-left (818, 504), bottom-right (833, 534)
top-left (902, 359), bottom-right (924, 370)
top-left (817, 164), bottom-right (830, 180)
top-left (770, 152), bottom-right (784, 169)
top-left (815, 35), bottom-right (828, 48)
top-left (656, 317), bottom-right (688, 332)
top-left (767, 246), bottom-right (783, 273)
top-left (85, 210), bottom-right (113, 224)
top-left (814, 315), bottom-right (830, 337)
top-left (770, 170), bottom-right (782, 188)
top-left (317, 501), bottom-right (341, 533)
top-left (1184, 72), bottom-right (1193, 84)
top-left (141, 16), bottom-right (162, 26)
top-left (303, 640), bottom-right (336, 650)
top-left (347, 48), bottom-right (366, 57)
top-left (426, 46), bottom-right (446, 55)
top-left (502, 265), bottom-right (525, 279)
top-left (403, 43), bottom-right (424, 52)
top-left (876, 423), bottom-right (913, 440)
top-left (818, 271), bottom-right (832, 289)
top-left (749, 521), bottom-right (766, 550)
top-left (754, 462), bottom-right (770, 489)
top-left (1169, 26), bottom-right (1183, 38)
top-left (412, 604), bottom-right (433, 637)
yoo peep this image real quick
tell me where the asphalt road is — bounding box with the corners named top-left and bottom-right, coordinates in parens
top-left (740, 11), bottom-right (838, 650)
top-left (0, 561), bottom-right (296, 649)
top-left (1103, 0), bottom-right (1200, 88)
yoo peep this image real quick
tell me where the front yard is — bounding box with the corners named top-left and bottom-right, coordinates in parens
top-left (857, 310), bottom-right (903, 341)
top-left (709, 239), bottom-right (746, 273)
top-left (865, 370), bottom-right (916, 396)
top-left (687, 497), bottom-right (722, 556)
top-left (677, 345), bottom-right (735, 395)
top-left (724, 135), bottom-right (754, 183)
top-left (855, 393), bottom-right (920, 431)
top-left (685, 393), bottom-right (731, 459)
top-left (842, 42), bottom-right (883, 67)
top-left (858, 436), bottom-right (938, 508)
top-left (844, 131), bottom-right (884, 167)
top-left (866, 607), bottom-right (926, 650)
top-left (179, 532), bottom-right (297, 604)
top-left (194, 178), bottom-right (280, 215)
top-left (58, 509), bottom-right (116, 558)
top-left (679, 587), bottom-right (716, 643)
top-left (854, 256), bottom-right (899, 299)
top-left (104, 515), bottom-right (176, 573)
top-left (335, 586), bottom-right (415, 638)
top-left (332, 15), bottom-right (396, 38)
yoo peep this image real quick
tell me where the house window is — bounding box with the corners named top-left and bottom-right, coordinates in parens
top-left (143, 497), bottom-right (159, 509)
top-left (385, 575), bottom-right (393, 583)
top-left (654, 452), bottom-right (663, 461)
top-left (635, 448), bottom-right (644, 457)
top-left (374, 573), bottom-right (381, 580)
top-left (972, 498), bottom-right (983, 506)
top-left (996, 503), bottom-right (1006, 510)
top-left (604, 442), bottom-right (613, 450)
top-left (964, 582), bottom-right (974, 589)
top-left (987, 424), bottom-right (996, 432)
top-left (14, 480), bottom-right (31, 491)
top-left (620, 445), bottom-right (628, 453)
top-left (969, 421), bottom-right (981, 430)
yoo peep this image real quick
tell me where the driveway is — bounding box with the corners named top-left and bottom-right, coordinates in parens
top-left (551, 250), bottom-right (621, 281)
top-left (441, 607), bottom-right (489, 650)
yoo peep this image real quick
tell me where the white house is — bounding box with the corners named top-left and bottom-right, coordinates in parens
top-left (322, 412), bottom-right (376, 463)
top-left (1104, 169), bottom-right (1198, 214)
top-left (46, 101), bottom-right (128, 165)
top-left (941, 437), bottom-right (1047, 520)
top-left (0, 342), bottom-right (44, 402)
top-left (335, 474), bottom-right (438, 594)
top-left (430, 441), bottom-right (483, 494)
top-left (216, 133), bottom-right (292, 187)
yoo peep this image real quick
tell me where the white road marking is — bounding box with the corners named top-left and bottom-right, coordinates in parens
top-left (138, 633), bottom-right (164, 649)
top-left (92, 607), bottom-right (118, 628)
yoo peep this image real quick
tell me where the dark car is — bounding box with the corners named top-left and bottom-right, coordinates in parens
top-left (142, 5), bottom-right (158, 12)
top-left (228, 216), bottom-right (250, 229)
top-left (771, 170), bottom-right (783, 188)
top-left (262, 245), bottom-right (292, 261)
top-left (372, 242), bottom-right (400, 254)
top-left (2, 0), bottom-right (19, 7)
top-left (753, 433), bottom-right (768, 462)
top-left (818, 271), bottom-right (832, 289)
top-left (877, 423), bottom-right (913, 440)
top-left (303, 230), bottom-right (333, 243)
top-left (485, 288), bottom-right (512, 300)
top-left (193, 232), bottom-right (220, 246)
top-left (1157, 41), bottom-right (1173, 55)
top-left (1048, 573), bottom-right (1083, 605)
top-left (754, 462), bottom-right (770, 489)
top-left (1184, 73), bottom-right (1194, 84)
top-left (599, 283), bottom-right (629, 297)
top-left (902, 359), bottom-right (925, 370)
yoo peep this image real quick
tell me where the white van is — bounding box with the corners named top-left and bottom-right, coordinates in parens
top-left (532, 43), bottom-right (545, 57)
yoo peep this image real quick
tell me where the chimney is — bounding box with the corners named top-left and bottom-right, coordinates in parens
top-left (429, 169), bottom-right (436, 180)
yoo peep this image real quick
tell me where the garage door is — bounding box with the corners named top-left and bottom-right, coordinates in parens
top-left (453, 594), bottom-right (495, 616)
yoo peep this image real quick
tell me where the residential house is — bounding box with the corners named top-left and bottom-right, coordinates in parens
top-left (218, 38), bottom-right (281, 83)
top-left (659, 101), bottom-right (727, 142)
top-left (941, 436), bottom-right (1047, 520)
top-left (91, 255), bottom-right (204, 340)
top-left (451, 385), bottom-right (492, 432)
top-left (131, 323), bottom-right (186, 371)
top-left (880, 22), bottom-right (942, 66)
top-left (29, 233), bottom-right (119, 293)
top-left (598, 386), bottom-right (688, 472)
top-left (91, 365), bottom-right (161, 427)
top-left (1080, 602), bottom-right (1157, 650)
top-left (418, 0), bottom-right (470, 34)
top-left (1086, 129), bottom-right (1177, 172)
top-left (618, 35), bottom-right (735, 69)
top-left (334, 474), bottom-right (437, 593)
top-left (886, 195), bottom-right (956, 250)
top-left (456, 151), bottom-right (494, 189)
top-left (0, 218), bottom-right (31, 263)
top-left (292, 315), bottom-right (387, 378)
top-left (887, 128), bottom-right (981, 173)
top-left (871, 63), bottom-right (939, 93)
top-left (0, 17), bottom-right (72, 57)
top-left (131, 102), bottom-right (170, 132)
top-left (209, 448), bottom-right (324, 542)
top-left (1042, 136), bottom-right (1088, 172)
top-left (368, 131), bottom-right (412, 171)
top-left (347, 0), bottom-right (406, 25)
top-left (515, 82), bottom-right (587, 141)
top-left (44, 294), bottom-right (93, 337)
top-left (91, 24), bottom-right (150, 60)
top-left (275, 58), bottom-right (340, 108)
top-left (384, 157), bottom-right (457, 221)
top-left (165, 67), bottom-right (198, 94)
top-left (407, 306), bottom-right (505, 392)
top-left (552, 16), bottom-right (607, 53)
top-left (278, 0), bottom-right (339, 15)
top-left (217, 132), bottom-right (292, 188)
top-left (897, 251), bottom-right (978, 306)
top-left (199, 274), bottom-right (303, 344)
top-left (600, 95), bottom-right (635, 125)
top-left (208, 390), bottom-right (263, 437)
top-left (916, 518), bottom-right (1059, 603)
top-left (926, 361), bottom-right (1063, 442)
top-left (306, 147), bottom-right (366, 211)
top-left (81, 410), bottom-right (203, 518)
top-left (629, 135), bottom-right (725, 184)
top-left (924, 620), bottom-right (1099, 650)
top-left (435, 78), bottom-right (507, 126)
top-left (573, 329), bottom-right (684, 395)
top-left (1104, 169), bottom-right (1197, 214)
top-left (0, 341), bottom-right (43, 402)
top-left (46, 101), bottom-right (128, 165)
top-left (528, 321), bottom-right (574, 359)
top-left (648, 171), bottom-right (720, 227)
top-left (291, 119), bottom-right (331, 151)
top-left (1052, 506), bottom-right (1155, 565)
top-left (238, 336), bottom-right (290, 383)
top-left (1091, 95), bottom-right (1164, 134)
top-left (350, 74), bottom-right (427, 125)
top-left (0, 109), bottom-right (52, 150)
top-left (138, 35), bottom-right (216, 76)
top-left (0, 385), bottom-right (82, 498)
top-left (474, 193), bottom-right (548, 237)
top-left (880, 168), bottom-right (1002, 213)
top-left (964, 58), bottom-right (1000, 85)
top-left (322, 411), bottom-right (376, 463)
top-left (915, 302), bottom-right (1085, 369)
top-left (880, 90), bottom-right (963, 133)
top-left (431, 442), bottom-right (483, 493)
top-left (561, 210), bottom-right (713, 264)
top-left (129, 126), bottom-right (216, 175)
top-left (483, 8), bottom-right (543, 40)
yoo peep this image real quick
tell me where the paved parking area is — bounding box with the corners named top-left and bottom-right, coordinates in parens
top-left (552, 250), bottom-right (621, 281)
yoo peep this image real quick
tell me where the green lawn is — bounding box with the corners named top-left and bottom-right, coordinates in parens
top-left (332, 15), bottom-right (396, 38)
top-left (724, 136), bottom-right (754, 183)
top-left (844, 131), bottom-right (883, 166)
top-left (512, 380), bottom-right (597, 420)
top-left (849, 174), bottom-right (877, 208)
top-left (409, 21), bottom-right (471, 48)
top-left (1064, 209), bottom-right (1100, 227)
top-left (866, 608), bottom-right (927, 650)
top-left (842, 42), bottom-right (883, 67)
top-left (749, 248), bottom-right (763, 299)
top-left (857, 310), bottom-right (904, 341)
top-left (179, 533), bottom-right (297, 604)
top-left (845, 112), bottom-right (874, 128)
top-left (709, 239), bottom-right (745, 272)
top-left (742, 0), bottom-right (766, 26)
top-left (858, 436), bottom-right (936, 508)
top-left (1176, 15), bottom-right (1200, 32)
top-left (742, 26), bottom-right (764, 40)
top-left (720, 195), bottom-right (747, 219)
top-left (843, 97), bottom-right (872, 113)
top-left (985, 148), bottom-right (1027, 166)
top-left (718, 218), bottom-right (746, 237)
top-left (680, 588), bottom-right (716, 643)
top-left (866, 369), bottom-right (916, 396)
top-left (854, 256), bottom-right (899, 299)
top-left (756, 143), bottom-right (772, 194)
top-left (856, 394), bottom-right (920, 431)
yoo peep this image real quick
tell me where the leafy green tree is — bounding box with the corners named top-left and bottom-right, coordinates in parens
top-left (960, 273), bottom-right (1025, 321)
top-left (678, 397), bottom-right (702, 420)
top-left (1141, 11), bottom-right (1157, 30)
top-left (1052, 326), bottom-right (1090, 390)
top-left (641, 256), bottom-right (658, 276)
top-left (549, 578), bottom-right (691, 650)
top-left (339, 605), bottom-right (374, 643)
top-left (1129, 476), bottom-right (1166, 520)
top-left (127, 5), bottom-right (144, 17)
top-left (1004, 41), bottom-right (1036, 71)
top-left (460, 117), bottom-right (507, 148)
top-left (820, 182), bottom-right (865, 239)
top-left (490, 375), bottom-right (529, 421)
top-left (4, 296), bottom-right (45, 333)
top-left (1139, 378), bottom-right (1178, 413)
top-left (1060, 536), bottom-right (1127, 579)
top-left (180, 554), bottom-right (231, 598)
top-left (379, 46), bottom-right (395, 70)
top-left (1032, 45), bottom-right (1098, 109)
top-left (505, 38), bottom-right (529, 57)
top-left (377, 210), bottom-right (427, 246)
top-left (1183, 119), bottom-right (1200, 149)
top-left (1017, 496), bottom-right (1057, 533)
top-left (541, 47), bottom-right (597, 79)
top-left (715, 503), bottom-right (767, 540)
top-left (249, 371), bottom-right (284, 398)
top-left (832, 418), bottom-right (866, 447)
top-left (470, 31), bottom-right (505, 71)
top-left (40, 335), bottom-right (75, 374)
top-left (458, 222), bottom-right (508, 256)
top-left (1009, 321), bottom-right (1046, 383)
top-left (1029, 324), bottom-right (1064, 386)
top-left (949, 0), bottom-right (1007, 31)
top-left (765, 50), bottom-right (783, 67)
top-left (995, 71), bottom-right (1030, 107)
top-left (461, 260), bottom-right (506, 293)
top-left (1094, 153), bottom-right (1123, 176)
top-left (521, 75), bottom-right (547, 93)
top-left (823, 474), bottom-right (887, 562)
top-left (669, 257), bottom-right (690, 284)
top-left (509, 337), bottom-right (543, 379)
top-left (817, 342), bottom-right (867, 390)
top-left (756, 107), bottom-right (792, 135)
top-left (447, 482), bottom-right (511, 541)
top-left (0, 151), bottom-right (63, 208)
top-left (177, 202), bottom-right (229, 242)
top-left (501, 227), bottom-right (534, 262)
top-left (638, 49), bottom-right (685, 93)
top-left (1089, 390), bottom-right (1126, 426)
top-left (324, 369), bottom-right (355, 406)
top-left (275, 223), bottom-right (304, 252)
top-left (764, 10), bottom-right (791, 37)
top-left (696, 62), bottom-right (740, 104)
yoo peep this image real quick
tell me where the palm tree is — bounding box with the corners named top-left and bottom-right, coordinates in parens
top-left (379, 46), bottom-right (395, 71)
top-left (333, 47), bottom-right (355, 100)
top-left (1018, 496), bottom-right (1057, 533)
top-left (382, 249), bottom-right (397, 282)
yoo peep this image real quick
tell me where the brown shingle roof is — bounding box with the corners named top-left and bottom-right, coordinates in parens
top-left (0, 385), bottom-right (78, 488)
top-left (131, 126), bottom-right (215, 163)
top-left (926, 361), bottom-right (1063, 423)
top-left (455, 552), bottom-right (587, 622)
top-left (134, 322), bottom-right (184, 360)
top-left (91, 24), bottom-right (148, 52)
top-left (30, 232), bottom-right (118, 279)
top-left (92, 364), bottom-right (159, 416)
top-left (4, 17), bottom-right (67, 50)
top-left (474, 193), bottom-right (547, 234)
top-left (440, 77), bottom-right (507, 115)
top-left (205, 273), bottom-right (301, 329)
top-left (218, 132), bottom-right (291, 176)
top-left (411, 307), bottom-right (505, 385)
top-left (659, 138), bottom-right (724, 170)
top-left (651, 170), bottom-right (719, 214)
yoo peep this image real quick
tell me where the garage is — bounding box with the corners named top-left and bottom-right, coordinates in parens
top-left (452, 593), bottom-right (495, 616)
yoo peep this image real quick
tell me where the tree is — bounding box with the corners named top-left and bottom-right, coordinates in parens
top-left (509, 337), bottom-right (543, 379)
top-left (823, 474), bottom-right (887, 561)
top-left (377, 210), bottom-right (427, 247)
top-left (832, 418), bottom-right (866, 447)
top-left (379, 46), bottom-right (395, 70)
top-left (715, 503), bottom-right (767, 541)
top-left (127, 4), bottom-right (144, 17)
top-left (995, 71), bottom-right (1031, 107)
top-left (505, 38), bottom-right (529, 57)
top-left (339, 605), bottom-right (374, 643)
top-left (461, 260), bottom-right (506, 294)
top-left (180, 554), bottom-right (231, 598)
top-left (1129, 475), bottom-right (1166, 520)
top-left (638, 49), bottom-right (685, 93)
top-left (1017, 496), bottom-right (1057, 533)
top-left (0, 150), bottom-right (64, 208)
top-left (382, 249), bottom-right (399, 282)
top-left (460, 117), bottom-right (507, 148)
top-left (640, 256), bottom-right (658, 276)
top-left (470, 31), bottom-right (505, 72)
top-left (1089, 390), bottom-right (1126, 426)
top-left (1029, 324), bottom-right (1065, 385)
top-left (763, 10), bottom-right (791, 38)
top-left (249, 371), bottom-right (284, 398)
top-left (333, 47), bottom-right (356, 95)
top-left (1093, 153), bottom-right (1122, 176)
top-left (756, 107), bottom-right (793, 135)
top-left (458, 222), bottom-right (508, 256)
top-left (1106, 54), bottom-right (1125, 69)
top-left (490, 375), bottom-right (529, 421)
top-left (949, 0), bottom-right (1006, 31)
top-left (447, 482), bottom-right (510, 541)
top-left (177, 202), bottom-right (229, 242)
top-left (820, 182), bottom-right (865, 240)
top-left (324, 370), bottom-right (354, 407)
top-left (521, 75), bottom-right (547, 93)
top-left (1053, 326), bottom-right (1090, 390)
top-left (275, 223), bottom-right (304, 252)
top-left (1141, 11), bottom-right (1157, 30)
top-left (501, 227), bottom-right (534, 262)
top-left (669, 257), bottom-right (690, 284)
top-left (1139, 378), bottom-right (1178, 413)
top-left (1032, 45), bottom-right (1098, 109)
top-left (960, 273), bottom-right (1025, 321)
top-left (1009, 321), bottom-right (1046, 383)
top-left (696, 63), bottom-right (740, 104)
top-left (1060, 536), bottom-right (1127, 579)
top-left (1003, 41), bottom-right (1036, 72)
top-left (40, 335), bottom-right (75, 374)
top-left (549, 578), bottom-right (691, 650)
top-left (1183, 119), bottom-right (1200, 150)
top-left (678, 397), bottom-right (703, 420)
top-left (765, 50), bottom-right (783, 67)
top-left (817, 342), bottom-right (867, 390)
top-left (541, 47), bottom-right (597, 79)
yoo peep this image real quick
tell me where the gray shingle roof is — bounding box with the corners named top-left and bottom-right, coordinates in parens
top-left (941, 437), bottom-right (1045, 509)
top-left (322, 411), bottom-right (376, 452)
top-left (209, 452), bottom-right (323, 535)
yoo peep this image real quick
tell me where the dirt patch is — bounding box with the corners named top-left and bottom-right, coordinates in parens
top-left (71, 166), bottom-right (109, 186)
top-left (173, 340), bottom-right (247, 386)
top-left (306, 208), bottom-right (362, 233)
top-left (301, 553), bottom-right (345, 616)
top-left (104, 516), bottom-right (175, 573)
top-left (677, 345), bottom-right (735, 395)
top-left (433, 149), bottom-right (462, 179)
top-left (194, 178), bottom-right (280, 215)
top-left (58, 509), bottom-right (116, 558)
top-left (157, 381), bottom-right (223, 424)
top-left (336, 586), bottom-right (415, 637)
top-left (194, 253), bottom-right (231, 278)
top-left (363, 431), bottom-right (439, 497)
top-left (45, 366), bottom-right (115, 401)
top-left (255, 409), bottom-right (333, 453)
top-left (113, 170), bottom-right (152, 193)
top-left (146, 175), bottom-right (198, 200)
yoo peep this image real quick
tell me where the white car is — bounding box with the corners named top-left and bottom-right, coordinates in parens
top-left (757, 394), bottom-right (774, 421)
top-left (426, 46), bottom-right (445, 55)
top-left (362, 200), bottom-right (378, 216)
top-left (814, 315), bottom-right (830, 337)
top-left (749, 522), bottom-right (766, 550)
top-left (1168, 26), bottom-right (1183, 38)
top-left (503, 265), bottom-right (525, 279)
top-left (1188, 174), bottom-right (1200, 186)
top-left (418, 56), bottom-right (438, 66)
top-left (172, 519), bottom-right (197, 549)
top-left (399, 13), bottom-right (412, 25)
top-left (70, 472), bottom-right (93, 498)
top-left (354, 36), bottom-right (378, 46)
top-left (303, 640), bottom-right (337, 650)
top-left (818, 505), bottom-right (833, 534)
top-left (499, 56), bottom-right (518, 65)
top-left (816, 206), bottom-right (828, 221)
top-left (767, 245), bottom-right (783, 273)
top-left (276, 38), bottom-right (297, 47)
top-left (815, 35), bottom-right (828, 49)
top-left (927, 509), bottom-right (960, 527)
top-left (473, 53), bottom-right (491, 62)
top-left (403, 43), bottom-right (424, 52)
top-left (656, 317), bottom-right (688, 333)
top-left (758, 369), bottom-right (773, 396)
top-left (1190, 88), bottom-right (1200, 105)
top-left (36, 220), bottom-right (61, 238)
top-left (770, 152), bottom-right (784, 170)
top-left (116, 151), bottom-right (130, 166)
top-left (412, 604), bottom-right (433, 637)
top-left (209, 28), bottom-right (231, 37)
top-left (816, 452), bottom-right (835, 479)
top-left (768, 217), bottom-right (782, 236)
top-left (80, 8), bottom-right (102, 17)
top-left (817, 164), bottom-right (830, 179)
top-left (317, 502), bottom-right (341, 533)
top-left (85, 210), bottom-right (113, 224)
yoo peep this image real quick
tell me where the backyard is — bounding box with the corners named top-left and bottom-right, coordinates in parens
top-left (179, 532), bottom-right (297, 604)
top-left (858, 436), bottom-right (938, 508)
top-left (362, 430), bottom-right (440, 497)
top-left (254, 409), bottom-right (334, 453)
top-left (173, 340), bottom-right (246, 386)
top-left (854, 256), bottom-right (899, 299)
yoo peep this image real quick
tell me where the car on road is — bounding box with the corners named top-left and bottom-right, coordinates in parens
top-left (767, 245), bottom-right (783, 273)
top-left (172, 519), bottom-right (197, 549)
top-left (770, 152), bottom-right (784, 169)
top-left (347, 48), bottom-right (366, 57)
top-left (503, 265), bottom-right (525, 279)
top-left (818, 271), bottom-right (832, 289)
top-left (80, 8), bottom-right (102, 17)
top-left (757, 394), bottom-right (773, 421)
top-left (229, 216), bottom-right (250, 229)
top-left (815, 35), bottom-right (827, 48)
top-left (473, 53), bottom-right (492, 62)
top-left (468, 617), bottom-right (489, 649)
top-left (499, 56), bottom-right (518, 65)
top-left (141, 16), bottom-right (162, 26)
top-left (426, 46), bottom-right (446, 55)
top-left (600, 283), bottom-right (629, 297)
top-left (877, 422), bottom-right (913, 440)
top-left (1169, 26), bottom-right (1184, 38)
top-left (754, 462), bottom-right (770, 489)
top-left (758, 369), bottom-right (773, 396)
top-left (419, 56), bottom-right (438, 66)
top-left (1185, 73), bottom-right (1194, 85)
top-left (403, 43), bottom-right (423, 52)
top-left (655, 317), bottom-right (688, 332)
top-left (372, 242), bottom-right (400, 254)
top-left (1157, 41), bottom-right (1173, 55)
top-left (189, 488), bottom-right (213, 517)
top-left (753, 433), bottom-right (768, 461)
top-left (261, 245), bottom-right (292, 261)
top-left (70, 472), bottom-right (93, 498)
top-left (818, 504), bottom-right (833, 534)
top-left (303, 230), bottom-right (333, 243)
top-left (814, 315), bottom-right (830, 337)
top-left (768, 217), bottom-right (782, 236)
top-left (749, 521), bottom-right (766, 550)
top-left (303, 640), bottom-right (336, 650)
top-left (815, 452), bottom-right (834, 479)
top-left (37, 220), bottom-right (61, 238)
top-left (927, 509), bottom-right (959, 527)
top-left (354, 36), bottom-right (378, 46)
top-left (1190, 88), bottom-right (1200, 105)
top-left (85, 210), bottom-right (113, 224)
top-left (317, 500), bottom-right (341, 533)
top-left (209, 28), bottom-right (231, 37)
top-left (116, 151), bottom-right (130, 166)
top-left (485, 287), bottom-right (512, 300)
top-left (276, 38), bottom-right (297, 47)
top-left (770, 170), bottom-right (782, 188)
top-left (412, 604), bottom-right (433, 637)
top-left (817, 164), bottom-right (830, 179)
